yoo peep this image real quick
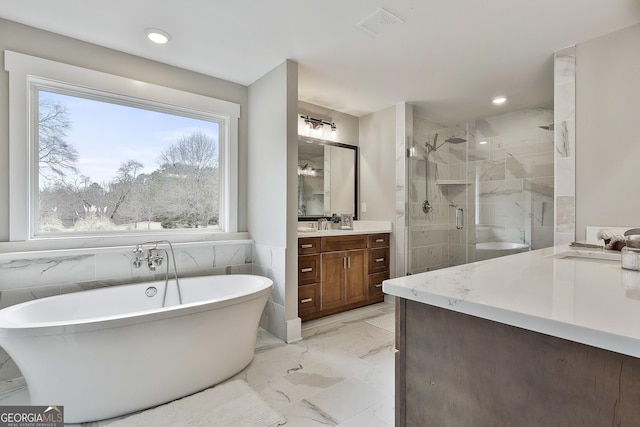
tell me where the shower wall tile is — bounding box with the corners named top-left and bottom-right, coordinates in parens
top-left (411, 245), bottom-right (445, 271)
top-left (411, 202), bottom-right (449, 225)
top-left (555, 157), bottom-right (575, 196)
top-left (524, 177), bottom-right (554, 203)
top-left (410, 225), bottom-right (449, 248)
top-left (554, 45), bottom-right (576, 244)
top-left (555, 48), bottom-right (576, 85)
top-left (555, 82), bottom-right (576, 125)
top-left (556, 196), bottom-right (576, 234)
top-left (477, 180), bottom-right (524, 204)
top-left (483, 202), bottom-right (526, 228)
top-left (527, 201), bottom-right (555, 228)
top-left (477, 159), bottom-right (506, 181)
top-left (505, 152), bottom-right (554, 179)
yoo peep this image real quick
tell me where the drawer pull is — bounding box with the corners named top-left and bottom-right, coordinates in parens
top-left (300, 267), bottom-right (313, 273)
top-left (375, 258), bottom-right (385, 263)
top-left (375, 238), bottom-right (385, 243)
top-left (375, 283), bottom-right (383, 288)
top-left (300, 298), bottom-right (313, 304)
top-left (300, 244), bottom-right (313, 249)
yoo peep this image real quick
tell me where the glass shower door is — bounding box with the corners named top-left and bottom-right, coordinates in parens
top-left (407, 121), bottom-right (473, 274)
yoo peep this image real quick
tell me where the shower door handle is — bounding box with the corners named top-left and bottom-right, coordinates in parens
top-left (455, 207), bottom-right (464, 230)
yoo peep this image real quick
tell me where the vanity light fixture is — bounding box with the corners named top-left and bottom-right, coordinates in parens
top-left (145, 28), bottom-right (172, 44)
top-left (492, 96), bottom-right (507, 105)
top-left (300, 115), bottom-right (337, 136)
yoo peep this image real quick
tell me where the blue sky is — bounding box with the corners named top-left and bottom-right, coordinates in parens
top-left (40, 90), bottom-right (219, 185)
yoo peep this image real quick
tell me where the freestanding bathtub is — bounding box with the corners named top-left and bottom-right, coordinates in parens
top-left (475, 242), bottom-right (530, 261)
top-left (0, 274), bottom-right (272, 423)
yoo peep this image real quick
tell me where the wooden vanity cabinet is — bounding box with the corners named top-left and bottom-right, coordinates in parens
top-left (321, 249), bottom-right (367, 310)
top-left (298, 232), bottom-right (390, 322)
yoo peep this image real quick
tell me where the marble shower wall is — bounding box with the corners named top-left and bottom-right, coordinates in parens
top-left (474, 107), bottom-right (555, 251)
top-left (409, 116), bottom-right (474, 273)
top-left (409, 106), bottom-right (555, 273)
top-left (0, 240), bottom-right (254, 381)
top-left (553, 46), bottom-right (576, 245)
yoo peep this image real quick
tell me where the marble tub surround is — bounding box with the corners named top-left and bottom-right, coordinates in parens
top-left (384, 244), bottom-right (640, 357)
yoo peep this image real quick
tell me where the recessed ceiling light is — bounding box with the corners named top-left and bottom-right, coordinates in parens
top-left (145, 28), bottom-right (171, 44)
top-left (479, 140), bottom-right (488, 145)
top-left (492, 96), bottom-right (507, 105)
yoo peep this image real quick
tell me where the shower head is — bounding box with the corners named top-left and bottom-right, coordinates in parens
top-left (426, 134), bottom-right (467, 153)
top-left (445, 137), bottom-right (466, 144)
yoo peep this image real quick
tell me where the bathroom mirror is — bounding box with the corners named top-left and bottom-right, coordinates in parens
top-left (297, 136), bottom-right (358, 220)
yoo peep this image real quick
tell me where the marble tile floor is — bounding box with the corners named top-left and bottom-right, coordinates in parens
top-left (0, 301), bottom-right (396, 426)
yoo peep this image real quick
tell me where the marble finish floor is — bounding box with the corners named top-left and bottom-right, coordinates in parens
top-left (0, 301), bottom-right (395, 426)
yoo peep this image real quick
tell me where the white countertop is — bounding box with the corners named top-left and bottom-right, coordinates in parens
top-left (384, 244), bottom-right (640, 358)
top-left (297, 220), bottom-right (392, 237)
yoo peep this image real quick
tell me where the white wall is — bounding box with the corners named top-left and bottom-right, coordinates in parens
top-left (0, 18), bottom-right (250, 238)
top-left (248, 60), bottom-right (301, 342)
top-left (575, 23), bottom-right (640, 239)
top-left (359, 106), bottom-right (396, 221)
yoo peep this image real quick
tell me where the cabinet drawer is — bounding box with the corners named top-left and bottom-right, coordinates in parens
top-left (298, 254), bottom-right (320, 285)
top-left (298, 283), bottom-right (320, 316)
top-left (368, 271), bottom-right (389, 299)
top-left (368, 247), bottom-right (389, 273)
top-left (321, 234), bottom-right (368, 252)
top-left (299, 237), bottom-right (321, 255)
top-left (368, 233), bottom-right (389, 248)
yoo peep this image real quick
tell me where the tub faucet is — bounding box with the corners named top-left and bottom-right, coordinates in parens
top-left (133, 245), bottom-right (164, 271)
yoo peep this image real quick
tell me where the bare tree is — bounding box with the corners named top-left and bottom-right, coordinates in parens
top-left (109, 160), bottom-right (144, 221)
top-left (38, 97), bottom-right (79, 182)
top-left (159, 131), bottom-right (217, 172)
top-left (158, 131), bottom-right (218, 228)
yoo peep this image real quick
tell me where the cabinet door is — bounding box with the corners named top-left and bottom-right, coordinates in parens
top-left (321, 251), bottom-right (347, 310)
top-left (345, 250), bottom-right (367, 305)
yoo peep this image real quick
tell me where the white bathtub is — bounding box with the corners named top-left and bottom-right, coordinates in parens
top-left (475, 242), bottom-right (530, 261)
top-left (0, 274), bottom-right (272, 423)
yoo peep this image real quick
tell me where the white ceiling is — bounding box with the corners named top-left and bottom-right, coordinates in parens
top-left (1, 0), bottom-right (640, 123)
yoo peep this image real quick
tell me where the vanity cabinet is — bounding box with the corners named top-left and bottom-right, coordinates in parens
top-left (298, 232), bottom-right (389, 321)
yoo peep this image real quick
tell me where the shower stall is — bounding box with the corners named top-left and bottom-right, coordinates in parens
top-left (407, 107), bottom-right (555, 274)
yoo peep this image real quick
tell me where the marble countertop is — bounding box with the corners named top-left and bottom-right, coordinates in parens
top-left (297, 220), bottom-right (392, 237)
top-left (383, 244), bottom-right (640, 358)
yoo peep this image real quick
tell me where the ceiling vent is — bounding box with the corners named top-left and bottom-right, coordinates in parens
top-left (357, 8), bottom-right (404, 36)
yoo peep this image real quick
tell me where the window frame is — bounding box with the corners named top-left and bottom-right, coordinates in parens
top-left (5, 50), bottom-right (240, 247)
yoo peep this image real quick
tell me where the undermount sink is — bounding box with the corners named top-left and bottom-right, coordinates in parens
top-left (297, 227), bottom-right (318, 233)
top-left (547, 248), bottom-right (621, 262)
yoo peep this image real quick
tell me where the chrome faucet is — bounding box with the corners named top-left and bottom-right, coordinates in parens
top-left (132, 240), bottom-right (183, 307)
top-left (133, 244), bottom-right (164, 271)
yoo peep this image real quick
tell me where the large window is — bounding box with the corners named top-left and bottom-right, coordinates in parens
top-left (5, 50), bottom-right (240, 244)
